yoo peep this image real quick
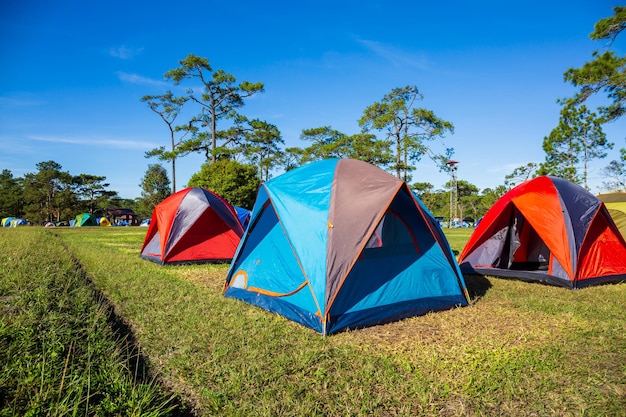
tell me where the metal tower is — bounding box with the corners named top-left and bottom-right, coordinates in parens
top-left (447, 160), bottom-right (459, 228)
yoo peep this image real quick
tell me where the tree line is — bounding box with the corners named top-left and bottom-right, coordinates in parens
top-left (2, 7), bottom-right (625, 225)
top-left (141, 55), bottom-right (457, 194)
top-left (0, 161), bottom-right (140, 224)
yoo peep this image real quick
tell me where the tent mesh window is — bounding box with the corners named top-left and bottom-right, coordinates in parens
top-left (362, 210), bottom-right (419, 259)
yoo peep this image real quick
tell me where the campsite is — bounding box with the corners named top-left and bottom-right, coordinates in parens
top-left (3, 5), bottom-right (626, 416)
top-left (2, 224), bottom-right (625, 416)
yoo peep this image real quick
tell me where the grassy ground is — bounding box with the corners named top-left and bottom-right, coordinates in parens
top-left (3, 226), bottom-right (626, 416)
top-left (441, 227), bottom-right (474, 256)
top-left (0, 228), bottom-right (186, 416)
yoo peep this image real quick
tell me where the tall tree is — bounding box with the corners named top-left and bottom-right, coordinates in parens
top-left (281, 147), bottom-right (306, 172)
top-left (451, 179), bottom-right (480, 199)
top-left (460, 194), bottom-right (482, 223)
top-left (359, 86), bottom-right (454, 182)
top-left (0, 169), bottom-right (24, 217)
top-left (504, 162), bottom-right (538, 189)
top-left (297, 126), bottom-right (393, 167)
top-left (139, 164), bottom-right (171, 216)
top-left (141, 91), bottom-right (189, 193)
top-left (445, 179), bottom-right (479, 221)
top-left (602, 148), bottom-right (626, 191)
top-left (165, 54), bottom-right (264, 162)
top-left (73, 174), bottom-right (115, 215)
top-left (240, 119), bottom-right (284, 181)
top-left (563, 6), bottom-right (626, 122)
top-left (539, 103), bottom-right (611, 188)
top-left (411, 181), bottom-right (439, 213)
top-left (349, 133), bottom-right (394, 166)
top-left (298, 126), bottom-right (348, 162)
top-left (188, 159), bottom-right (259, 209)
top-left (479, 186), bottom-right (508, 217)
top-left (22, 161), bottom-right (73, 223)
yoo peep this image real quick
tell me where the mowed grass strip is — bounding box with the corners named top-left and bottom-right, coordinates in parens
top-left (48, 227), bottom-right (626, 415)
top-left (0, 227), bottom-right (184, 416)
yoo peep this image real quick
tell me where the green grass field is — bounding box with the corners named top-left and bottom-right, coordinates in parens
top-left (2, 227), bottom-right (625, 416)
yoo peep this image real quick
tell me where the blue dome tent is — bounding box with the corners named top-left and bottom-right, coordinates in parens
top-left (224, 159), bottom-right (469, 335)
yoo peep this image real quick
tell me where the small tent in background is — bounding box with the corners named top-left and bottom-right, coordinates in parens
top-left (139, 218), bottom-right (151, 227)
top-left (234, 206), bottom-right (251, 229)
top-left (2, 217), bottom-right (14, 227)
top-left (98, 217), bottom-right (112, 227)
top-left (73, 213), bottom-right (98, 227)
top-left (140, 187), bottom-right (245, 264)
top-left (9, 218), bottom-right (27, 227)
top-left (224, 158), bottom-right (469, 335)
top-left (597, 192), bottom-right (626, 239)
top-left (459, 176), bottom-right (626, 288)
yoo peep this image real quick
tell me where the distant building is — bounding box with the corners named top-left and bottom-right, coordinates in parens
top-left (106, 208), bottom-right (139, 226)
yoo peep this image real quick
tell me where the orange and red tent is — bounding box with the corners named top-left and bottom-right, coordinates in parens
top-left (459, 176), bottom-right (626, 288)
top-left (140, 187), bottom-right (245, 264)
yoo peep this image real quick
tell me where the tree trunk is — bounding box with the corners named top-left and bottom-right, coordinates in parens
top-left (395, 137), bottom-right (401, 179)
top-left (170, 126), bottom-right (177, 193)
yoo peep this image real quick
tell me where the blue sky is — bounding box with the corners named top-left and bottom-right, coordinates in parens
top-left (1, 1), bottom-right (624, 199)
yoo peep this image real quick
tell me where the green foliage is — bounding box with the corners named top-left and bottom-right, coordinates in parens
top-left (411, 179), bottom-right (502, 222)
top-left (412, 180), bottom-right (499, 221)
top-left (602, 148), bottom-right (626, 191)
top-left (539, 103), bottom-right (611, 188)
top-left (22, 161), bottom-right (74, 224)
top-left (6, 162), bottom-right (121, 224)
top-left (564, 6), bottom-right (626, 121)
top-left (412, 182), bottom-right (448, 217)
top-left (590, 6), bottom-right (626, 42)
top-left (296, 126), bottom-right (393, 168)
top-left (139, 164), bottom-right (171, 217)
top-left (359, 85), bottom-right (454, 182)
top-left (480, 185), bottom-right (508, 211)
top-left (504, 162), bottom-right (538, 189)
top-left (241, 119), bottom-right (284, 181)
top-left (445, 179), bottom-right (479, 198)
top-left (459, 194), bottom-right (482, 222)
top-left (298, 126), bottom-right (347, 162)
top-left (141, 90), bottom-right (190, 193)
top-left (0, 169), bottom-right (24, 218)
top-left (164, 54), bottom-right (264, 163)
top-left (349, 132), bottom-right (395, 166)
top-left (188, 159), bottom-right (260, 208)
top-left (73, 173), bottom-right (116, 215)
top-left (441, 179), bottom-right (481, 220)
top-left (282, 147), bottom-right (306, 171)
top-left (411, 181), bottom-right (434, 194)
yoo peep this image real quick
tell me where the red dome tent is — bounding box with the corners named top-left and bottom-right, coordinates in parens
top-left (140, 187), bottom-right (245, 264)
top-left (459, 176), bottom-right (626, 288)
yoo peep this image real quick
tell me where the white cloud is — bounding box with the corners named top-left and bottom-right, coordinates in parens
top-left (116, 72), bottom-right (168, 87)
top-left (108, 45), bottom-right (143, 60)
top-left (27, 135), bottom-right (157, 150)
top-left (0, 94), bottom-right (44, 107)
top-left (355, 38), bottom-right (431, 70)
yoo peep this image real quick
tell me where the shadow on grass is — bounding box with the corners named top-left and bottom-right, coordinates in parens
top-left (464, 274), bottom-right (492, 301)
top-left (62, 246), bottom-right (196, 416)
